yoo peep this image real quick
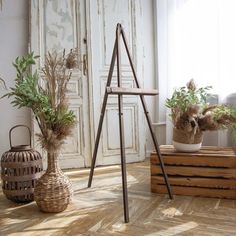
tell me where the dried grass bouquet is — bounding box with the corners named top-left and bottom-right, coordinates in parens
top-left (5, 49), bottom-right (78, 152)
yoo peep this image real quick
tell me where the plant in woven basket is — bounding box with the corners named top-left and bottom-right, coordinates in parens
top-left (5, 49), bottom-right (78, 212)
top-left (166, 79), bottom-right (236, 152)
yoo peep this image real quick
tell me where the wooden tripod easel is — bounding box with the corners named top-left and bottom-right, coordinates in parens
top-left (88, 24), bottom-right (173, 223)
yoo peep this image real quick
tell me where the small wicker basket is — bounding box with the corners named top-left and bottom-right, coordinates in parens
top-left (1, 125), bottom-right (43, 203)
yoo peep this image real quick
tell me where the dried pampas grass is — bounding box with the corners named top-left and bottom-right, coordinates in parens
top-left (36, 49), bottom-right (78, 151)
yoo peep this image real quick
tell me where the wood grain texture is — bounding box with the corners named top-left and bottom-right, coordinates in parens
top-left (150, 153), bottom-right (236, 168)
top-left (159, 145), bottom-right (236, 156)
top-left (151, 165), bottom-right (236, 178)
top-left (1, 159), bottom-right (236, 235)
top-left (152, 176), bottom-right (236, 189)
top-left (106, 87), bottom-right (159, 96)
top-left (153, 185), bottom-right (236, 199)
top-left (151, 145), bottom-right (236, 200)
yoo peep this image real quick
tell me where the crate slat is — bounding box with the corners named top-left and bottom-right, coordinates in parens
top-left (159, 145), bottom-right (236, 156)
top-left (152, 185), bottom-right (236, 199)
top-left (152, 176), bottom-right (236, 189)
top-left (150, 154), bottom-right (236, 168)
top-left (151, 165), bottom-right (236, 178)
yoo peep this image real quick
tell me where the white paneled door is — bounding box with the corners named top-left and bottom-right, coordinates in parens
top-left (87, 0), bottom-right (145, 166)
top-left (30, 0), bottom-right (145, 168)
top-left (30, 0), bottom-right (91, 169)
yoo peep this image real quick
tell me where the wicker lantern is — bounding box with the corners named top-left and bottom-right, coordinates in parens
top-left (1, 125), bottom-right (43, 203)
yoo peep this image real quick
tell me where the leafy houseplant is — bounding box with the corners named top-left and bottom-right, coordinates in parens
top-left (166, 79), bottom-right (236, 152)
top-left (5, 50), bottom-right (78, 212)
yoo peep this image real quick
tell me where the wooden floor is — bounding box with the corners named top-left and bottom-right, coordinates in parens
top-left (1, 159), bottom-right (236, 236)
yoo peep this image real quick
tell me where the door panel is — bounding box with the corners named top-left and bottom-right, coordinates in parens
top-left (99, 0), bottom-right (134, 67)
top-left (88, 0), bottom-right (145, 165)
top-left (30, 0), bottom-right (90, 169)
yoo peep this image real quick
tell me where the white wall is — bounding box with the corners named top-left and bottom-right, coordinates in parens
top-left (0, 0), bottom-right (30, 156)
top-left (141, 0), bottom-right (159, 155)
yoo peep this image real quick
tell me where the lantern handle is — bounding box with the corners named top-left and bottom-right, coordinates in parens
top-left (9, 125), bottom-right (32, 148)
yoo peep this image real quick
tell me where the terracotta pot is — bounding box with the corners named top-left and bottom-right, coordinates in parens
top-left (34, 151), bottom-right (73, 213)
top-left (172, 128), bottom-right (203, 152)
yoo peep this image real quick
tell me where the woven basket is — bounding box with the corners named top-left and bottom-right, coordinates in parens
top-left (1, 125), bottom-right (43, 203)
top-left (34, 151), bottom-right (73, 213)
top-left (172, 128), bottom-right (203, 152)
top-left (173, 128), bottom-right (203, 144)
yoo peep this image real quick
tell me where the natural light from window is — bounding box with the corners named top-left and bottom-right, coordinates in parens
top-left (166, 0), bottom-right (236, 99)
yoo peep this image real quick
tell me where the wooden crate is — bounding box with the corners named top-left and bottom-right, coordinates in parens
top-left (151, 145), bottom-right (236, 199)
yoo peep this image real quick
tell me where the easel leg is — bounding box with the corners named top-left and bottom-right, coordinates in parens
top-left (120, 27), bottom-right (173, 199)
top-left (117, 24), bottom-right (129, 223)
top-left (118, 93), bottom-right (129, 223)
top-left (87, 93), bottom-right (108, 188)
top-left (88, 39), bottom-right (118, 188)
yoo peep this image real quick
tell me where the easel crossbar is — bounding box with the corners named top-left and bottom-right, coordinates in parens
top-left (107, 87), bottom-right (159, 96)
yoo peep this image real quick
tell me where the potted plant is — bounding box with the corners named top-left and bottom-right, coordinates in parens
top-left (5, 50), bottom-right (78, 212)
top-left (166, 79), bottom-right (236, 152)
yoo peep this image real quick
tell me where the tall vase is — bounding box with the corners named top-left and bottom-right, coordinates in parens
top-left (34, 151), bottom-right (73, 213)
